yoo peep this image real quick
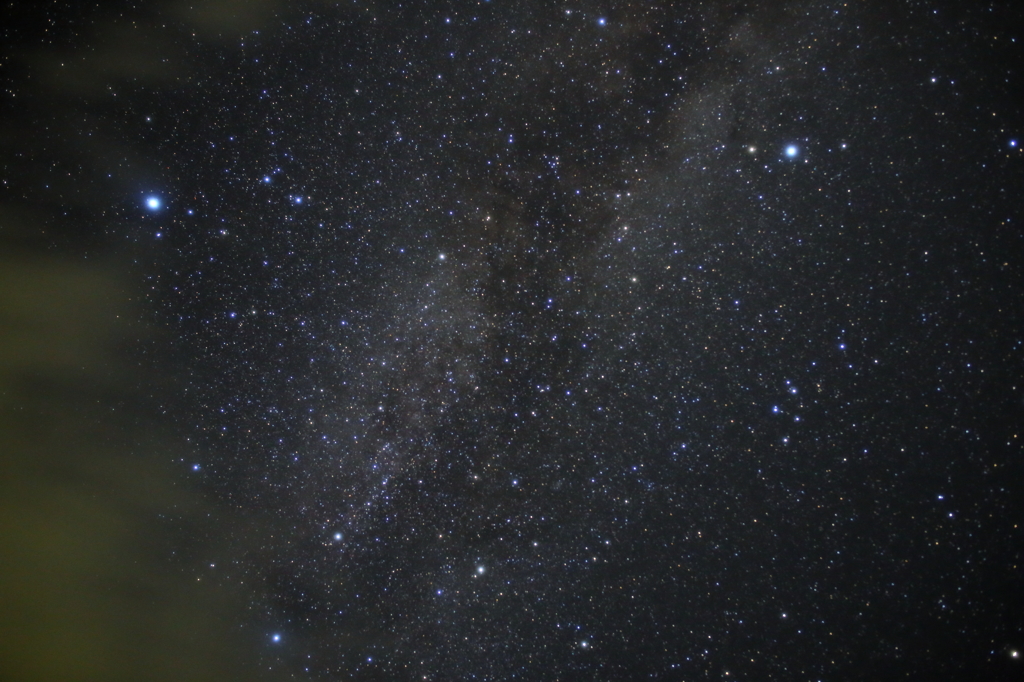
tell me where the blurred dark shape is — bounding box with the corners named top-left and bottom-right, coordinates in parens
top-left (0, 2), bottom-right (288, 679)
top-left (0, 249), bottom-right (280, 682)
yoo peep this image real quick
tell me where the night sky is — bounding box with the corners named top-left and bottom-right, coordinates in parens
top-left (2, 1), bottom-right (1024, 680)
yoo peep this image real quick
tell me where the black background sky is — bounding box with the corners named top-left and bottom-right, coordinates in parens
top-left (2, 1), bottom-right (1023, 680)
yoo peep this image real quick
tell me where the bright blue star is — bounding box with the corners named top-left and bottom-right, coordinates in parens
top-left (271, 633), bottom-right (281, 643)
top-left (146, 196), bottom-right (162, 210)
top-left (784, 145), bottom-right (799, 158)
top-left (597, 17), bottom-right (607, 26)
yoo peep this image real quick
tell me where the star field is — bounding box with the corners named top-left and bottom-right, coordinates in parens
top-left (2, 0), bottom-right (1023, 680)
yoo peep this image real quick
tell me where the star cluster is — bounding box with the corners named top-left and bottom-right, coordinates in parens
top-left (3, 0), bottom-right (1023, 680)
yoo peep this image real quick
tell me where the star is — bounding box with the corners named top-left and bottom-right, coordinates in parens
top-left (146, 196), bottom-right (161, 210)
top-left (784, 145), bottom-right (799, 158)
